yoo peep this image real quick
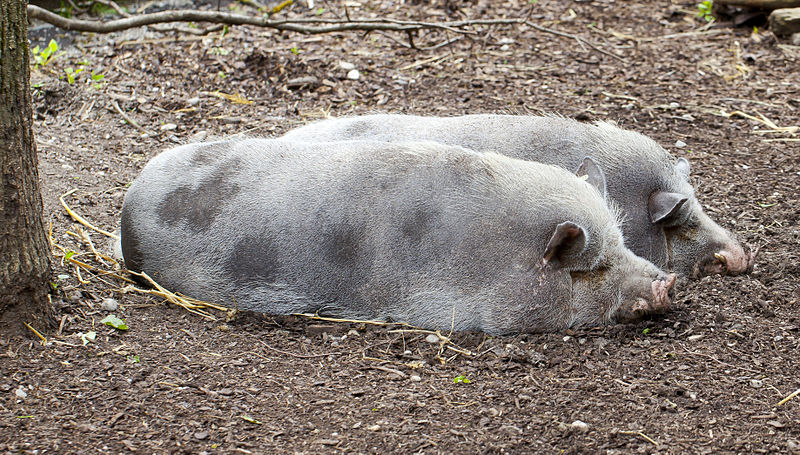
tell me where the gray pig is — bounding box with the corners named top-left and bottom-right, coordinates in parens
top-left (120, 139), bottom-right (675, 334)
top-left (282, 114), bottom-right (755, 278)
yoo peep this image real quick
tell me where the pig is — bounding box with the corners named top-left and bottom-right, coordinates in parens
top-left (120, 138), bottom-right (675, 334)
top-left (281, 114), bottom-right (755, 278)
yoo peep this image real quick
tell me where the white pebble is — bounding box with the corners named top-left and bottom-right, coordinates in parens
top-left (15, 388), bottom-right (27, 399)
top-left (425, 334), bottom-right (440, 343)
top-left (570, 420), bottom-right (589, 432)
top-left (750, 379), bottom-right (763, 388)
top-left (675, 140), bottom-right (687, 148)
top-left (346, 69), bottom-right (361, 80)
top-left (367, 424), bottom-right (381, 431)
top-left (688, 334), bottom-right (704, 342)
top-left (100, 298), bottom-right (119, 311)
top-left (160, 123), bottom-right (178, 131)
top-left (410, 375), bottom-right (421, 382)
top-left (339, 61), bottom-right (355, 70)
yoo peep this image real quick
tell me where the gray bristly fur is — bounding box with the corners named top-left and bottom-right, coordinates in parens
top-left (120, 138), bottom-right (668, 335)
top-left (282, 114), bottom-right (747, 277)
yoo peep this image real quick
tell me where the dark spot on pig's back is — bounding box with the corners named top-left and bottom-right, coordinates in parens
top-left (228, 235), bottom-right (280, 285)
top-left (401, 205), bottom-right (438, 244)
top-left (191, 142), bottom-right (232, 165)
top-left (157, 159), bottom-right (242, 231)
top-left (324, 227), bottom-right (361, 267)
top-left (120, 207), bottom-right (143, 272)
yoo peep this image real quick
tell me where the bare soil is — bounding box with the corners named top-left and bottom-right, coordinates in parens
top-left (2, 0), bottom-right (799, 453)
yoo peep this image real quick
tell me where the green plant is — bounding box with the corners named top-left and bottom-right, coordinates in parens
top-left (454, 375), bottom-right (471, 384)
top-left (100, 314), bottom-right (129, 331)
top-left (62, 61), bottom-right (106, 89)
top-left (290, 46), bottom-right (300, 55)
top-left (642, 327), bottom-right (652, 335)
top-left (315, 7), bottom-right (325, 15)
top-left (697, 1), bottom-right (714, 22)
top-left (31, 39), bottom-right (62, 68)
top-left (55, 0), bottom-right (73, 18)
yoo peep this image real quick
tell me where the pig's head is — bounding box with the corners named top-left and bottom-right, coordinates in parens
top-left (590, 123), bottom-right (756, 278)
top-left (641, 158), bottom-right (755, 278)
top-left (539, 218), bottom-right (676, 329)
top-left (519, 158), bottom-right (677, 330)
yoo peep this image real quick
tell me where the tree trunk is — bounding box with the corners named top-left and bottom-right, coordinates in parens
top-left (0, 0), bottom-right (56, 336)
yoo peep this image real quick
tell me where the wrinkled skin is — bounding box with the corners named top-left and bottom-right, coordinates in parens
top-left (120, 139), bottom-right (675, 334)
top-left (282, 114), bottom-right (756, 278)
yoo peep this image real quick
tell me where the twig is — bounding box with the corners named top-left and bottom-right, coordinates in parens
top-left (24, 323), bottom-right (47, 344)
top-left (110, 99), bottom-right (152, 136)
top-left (524, 20), bottom-right (627, 63)
top-left (59, 189), bottom-right (119, 239)
top-left (368, 365), bottom-right (408, 378)
top-left (256, 339), bottom-right (345, 358)
top-left (619, 430), bottom-right (658, 446)
top-left (777, 387), bottom-right (800, 406)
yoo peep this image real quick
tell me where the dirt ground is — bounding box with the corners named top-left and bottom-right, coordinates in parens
top-left (2, 0), bottom-right (799, 453)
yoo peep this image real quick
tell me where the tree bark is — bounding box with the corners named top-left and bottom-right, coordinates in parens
top-left (0, 0), bottom-right (56, 336)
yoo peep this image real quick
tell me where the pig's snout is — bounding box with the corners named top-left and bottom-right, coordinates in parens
top-left (651, 273), bottom-right (676, 311)
top-left (614, 273), bottom-right (676, 323)
top-left (695, 243), bottom-right (756, 277)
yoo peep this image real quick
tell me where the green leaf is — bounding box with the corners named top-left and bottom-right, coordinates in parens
top-left (241, 415), bottom-right (262, 424)
top-left (100, 314), bottom-right (129, 331)
top-left (128, 355), bottom-right (140, 363)
top-left (758, 202), bottom-right (777, 208)
top-left (454, 375), bottom-right (471, 384)
top-left (642, 327), bottom-right (652, 335)
top-left (79, 331), bottom-right (97, 345)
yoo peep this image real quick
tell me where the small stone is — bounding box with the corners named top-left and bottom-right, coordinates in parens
top-left (194, 430), bottom-right (209, 440)
top-left (792, 33), bottom-right (800, 46)
top-left (160, 123), bottom-right (177, 131)
top-left (570, 420), bottom-right (589, 432)
top-left (367, 424), bottom-right (381, 431)
top-left (675, 140), bottom-right (687, 148)
top-left (563, 336), bottom-right (571, 342)
top-left (669, 102), bottom-right (680, 108)
top-left (425, 334), bottom-right (440, 343)
top-left (750, 379), bottom-right (763, 388)
top-left (346, 69), bottom-right (361, 80)
top-left (187, 97), bottom-right (201, 106)
top-left (15, 387), bottom-right (27, 399)
top-left (100, 298), bottom-right (119, 312)
top-left (347, 329), bottom-right (360, 337)
top-left (767, 420), bottom-right (785, 428)
top-left (339, 61), bottom-right (355, 70)
top-left (410, 375), bottom-right (421, 382)
top-left (688, 334), bottom-right (704, 342)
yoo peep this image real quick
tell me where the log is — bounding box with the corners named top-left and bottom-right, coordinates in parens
top-left (769, 7), bottom-right (800, 35)
top-left (716, 0), bottom-right (800, 9)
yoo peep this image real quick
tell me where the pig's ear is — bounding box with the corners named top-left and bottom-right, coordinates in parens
top-left (543, 221), bottom-right (588, 267)
top-left (675, 158), bottom-right (690, 180)
top-left (575, 157), bottom-right (607, 200)
top-left (649, 191), bottom-right (688, 224)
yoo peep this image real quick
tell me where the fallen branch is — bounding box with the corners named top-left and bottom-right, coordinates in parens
top-left (27, 5), bottom-right (621, 61)
top-left (27, 5), bottom-right (519, 35)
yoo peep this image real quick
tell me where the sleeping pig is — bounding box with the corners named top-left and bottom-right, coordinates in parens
top-left (120, 139), bottom-right (675, 334)
top-left (281, 114), bottom-right (755, 278)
